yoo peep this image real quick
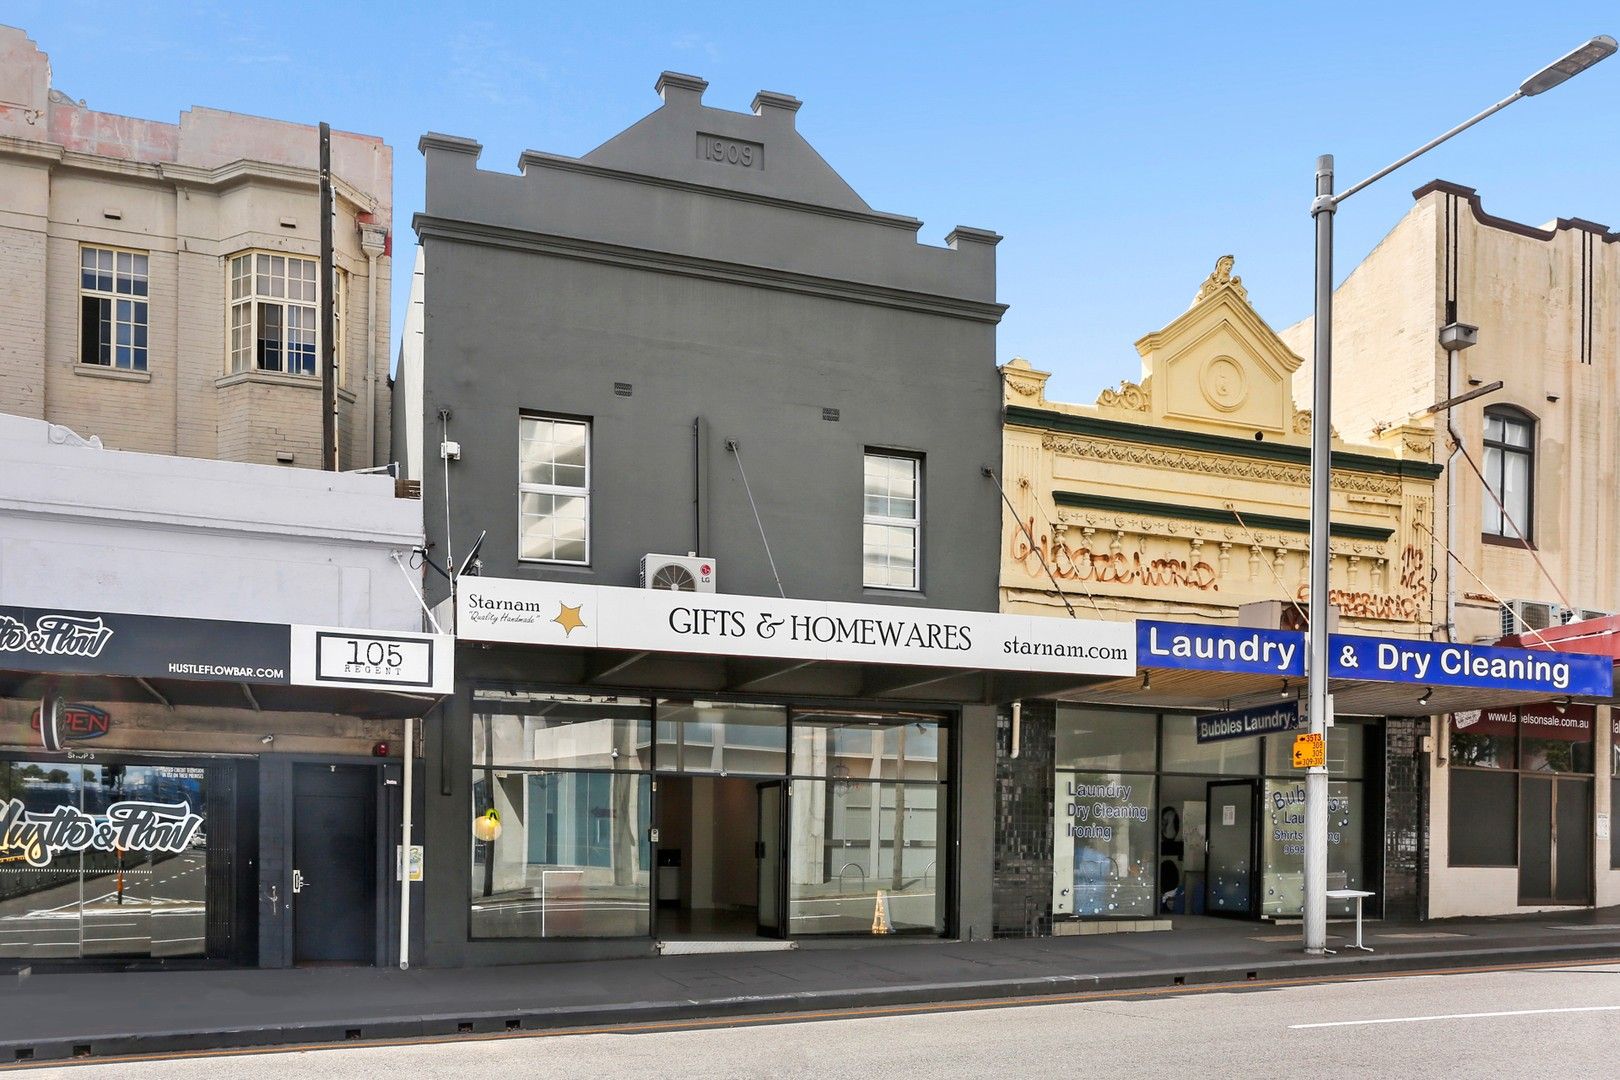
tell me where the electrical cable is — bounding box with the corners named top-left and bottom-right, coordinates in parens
top-left (725, 440), bottom-right (785, 598)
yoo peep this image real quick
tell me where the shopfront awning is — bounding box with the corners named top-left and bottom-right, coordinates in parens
top-left (0, 604), bottom-right (453, 721)
top-left (1501, 614), bottom-right (1620, 706)
top-left (454, 577), bottom-right (1137, 706)
top-left (1062, 620), bottom-right (1614, 718)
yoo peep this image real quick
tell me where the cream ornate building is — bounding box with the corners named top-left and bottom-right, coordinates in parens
top-left (1281, 181), bottom-right (1620, 646)
top-left (1280, 182), bottom-right (1620, 918)
top-left (0, 25), bottom-right (392, 468)
top-left (1001, 257), bottom-right (1441, 635)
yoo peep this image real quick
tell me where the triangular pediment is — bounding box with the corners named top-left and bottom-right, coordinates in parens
top-left (1124, 257), bottom-right (1308, 439)
top-left (580, 72), bottom-right (873, 213)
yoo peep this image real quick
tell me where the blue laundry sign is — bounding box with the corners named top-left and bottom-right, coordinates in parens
top-left (1138, 620), bottom-right (1303, 676)
top-left (1327, 635), bottom-right (1612, 697)
top-left (1196, 701), bottom-right (1303, 743)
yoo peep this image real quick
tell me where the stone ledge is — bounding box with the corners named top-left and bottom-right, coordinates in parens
top-left (73, 363), bottom-right (151, 384)
top-left (215, 368), bottom-right (356, 402)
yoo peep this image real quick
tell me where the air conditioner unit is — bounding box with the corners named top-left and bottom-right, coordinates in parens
top-left (639, 554), bottom-right (716, 593)
top-left (1500, 600), bottom-right (1555, 638)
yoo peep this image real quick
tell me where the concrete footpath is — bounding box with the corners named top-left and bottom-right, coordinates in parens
top-left (5, 908), bottom-right (1620, 1064)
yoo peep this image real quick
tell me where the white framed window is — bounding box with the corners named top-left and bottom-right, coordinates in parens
top-left (227, 252), bottom-right (342, 377)
top-left (863, 451), bottom-right (920, 590)
top-left (80, 246), bottom-right (149, 370)
top-left (519, 416), bottom-right (590, 564)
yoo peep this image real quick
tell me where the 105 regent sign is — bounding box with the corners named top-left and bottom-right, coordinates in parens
top-left (0, 605), bottom-right (453, 694)
top-left (457, 578), bottom-right (1136, 675)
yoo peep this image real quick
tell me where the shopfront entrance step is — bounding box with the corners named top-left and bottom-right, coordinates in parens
top-left (1054, 919), bottom-right (1173, 937)
top-left (657, 939), bottom-right (799, 956)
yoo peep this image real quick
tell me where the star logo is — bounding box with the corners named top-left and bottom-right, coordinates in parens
top-left (552, 602), bottom-right (587, 637)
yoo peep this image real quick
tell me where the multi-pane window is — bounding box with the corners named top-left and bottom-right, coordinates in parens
top-left (863, 452), bottom-right (920, 590)
top-left (518, 416), bottom-right (590, 564)
top-left (1483, 407), bottom-right (1534, 540)
top-left (228, 253), bottom-right (328, 376)
top-left (79, 247), bottom-right (149, 370)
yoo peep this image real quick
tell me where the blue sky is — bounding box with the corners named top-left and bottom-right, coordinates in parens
top-left (15, 3), bottom-right (1620, 402)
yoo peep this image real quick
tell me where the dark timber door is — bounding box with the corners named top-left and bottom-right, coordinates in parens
top-left (1519, 776), bottom-right (1592, 906)
top-left (293, 764), bottom-right (377, 964)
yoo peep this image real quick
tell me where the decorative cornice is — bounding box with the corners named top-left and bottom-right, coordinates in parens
top-left (414, 213), bottom-right (1009, 324)
top-left (1413, 180), bottom-right (1620, 244)
top-left (1053, 491), bottom-right (1395, 543)
top-left (0, 136), bottom-right (379, 211)
top-left (1039, 433), bottom-right (1403, 496)
top-left (1006, 404), bottom-right (1444, 480)
top-left (1096, 377), bottom-right (1150, 411)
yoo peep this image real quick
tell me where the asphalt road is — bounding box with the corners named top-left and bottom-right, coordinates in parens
top-left (16, 961), bottom-right (1620, 1079)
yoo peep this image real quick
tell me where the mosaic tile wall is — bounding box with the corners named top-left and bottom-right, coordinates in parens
top-left (992, 700), bottom-right (1056, 937)
top-left (1382, 717), bottom-right (1427, 921)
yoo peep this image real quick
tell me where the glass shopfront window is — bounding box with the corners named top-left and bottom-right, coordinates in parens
top-left (1264, 725), bottom-right (1365, 778)
top-left (787, 713), bottom-right (947, 936)
top-left (1448, 704), bottom-right (1595, 879)
top-left (1258, 779), bottom-right (1364, 918)
top-left (1054, 770), bottom-right (1157, 917)
top-left (0, 759), bottom-right (209, 960)
top-left (1056, 707), bottom-right (1156, 772)
top-left (792, 712), bottom-right (947, 782)
top-left (471, 692), bottom-right (653, 939)
top-left (471, 693), bottom-right (953, 940)
top-left (1449, 708), bottom-right (1517, 768)
top-left (1162, 714), bottom-right (1261, 775)
top-left (472, 691), bottom-right (652, 770)
top-left (656, 701), bottom-right (787, 776)
top-left (1520, 705), bottom-right (1594, 774)
top-left (1052, 711), bottom-right (1376, 922)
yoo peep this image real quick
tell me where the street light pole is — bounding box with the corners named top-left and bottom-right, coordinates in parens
top-left (1302, 34), bottom-right (1615, 956)
top-left (1305, 154), bottom-right (1334, 955)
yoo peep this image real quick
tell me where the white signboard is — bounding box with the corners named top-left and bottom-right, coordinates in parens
top-left (290, 626), bottom-right (453, 694)
top-left (456, 578), bottom-right (1134, 676)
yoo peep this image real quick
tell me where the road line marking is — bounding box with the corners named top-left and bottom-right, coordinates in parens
top-left (1292, 1005), bottom-right (1620, 1029)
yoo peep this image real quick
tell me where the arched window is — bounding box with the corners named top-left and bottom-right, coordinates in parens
top-left (1482, 406), bottom-right (1534, 541)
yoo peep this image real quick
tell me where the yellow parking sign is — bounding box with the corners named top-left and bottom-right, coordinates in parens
top-left (1292, 732), bottom-right (1325, 768)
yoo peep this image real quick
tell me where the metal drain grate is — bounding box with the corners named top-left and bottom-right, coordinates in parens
top-left (658, 939), bottom-right (799, 956)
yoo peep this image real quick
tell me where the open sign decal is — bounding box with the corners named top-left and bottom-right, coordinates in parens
top-left (30, 703), bottom-right (111, 742)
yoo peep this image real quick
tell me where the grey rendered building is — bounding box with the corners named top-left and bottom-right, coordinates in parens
top-left (401, 72), bottom-right (1032, 966)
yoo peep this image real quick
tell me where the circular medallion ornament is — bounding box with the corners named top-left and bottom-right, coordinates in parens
top-left (1200, 356), bottom-right (1248, 412)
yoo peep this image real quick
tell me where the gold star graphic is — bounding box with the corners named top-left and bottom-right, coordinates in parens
top-left (552, 602), bottom-right (587, 636)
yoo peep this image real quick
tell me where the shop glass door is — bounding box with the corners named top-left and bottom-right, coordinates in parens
top-left (756, 781), bottom-right (784, 935)
top-left (787, 712), bottom-right (949, 936)
top-left (1205, 780), bottom-right (1255, 916)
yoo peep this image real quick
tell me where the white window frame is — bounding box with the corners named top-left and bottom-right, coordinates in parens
top-left (79, 245), bottom-right (149, 371)
top-left (227, 251), bottom-right (342, 379)
top-left (518, 415), bottom-right (592, 565)
top-left (863, 451), bottom-right (921, 591)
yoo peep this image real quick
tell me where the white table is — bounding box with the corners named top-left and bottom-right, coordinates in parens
top-left (1326, 888), bottom-right (1376, 952)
